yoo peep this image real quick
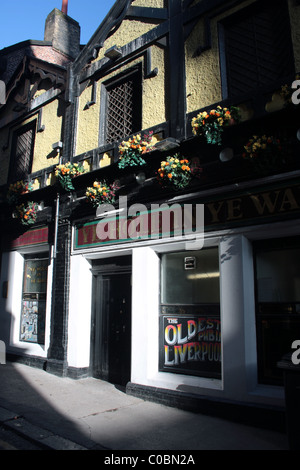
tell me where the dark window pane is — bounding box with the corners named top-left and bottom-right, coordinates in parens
top-left (10, 122), bottom-right (36, 181)
top-left (222, 1), bottom-right (295, 98)
top-left (105, 68), bottom-right (142, 144)
top-left (254, 238), bottom-right (300, 385)
top-left (161, 248), bottom-right (220, 305)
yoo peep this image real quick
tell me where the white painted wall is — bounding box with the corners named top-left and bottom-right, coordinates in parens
top-left (0, 250), bottom-right (51, 357)
top-left (67, 254), bottom-right (93, 368)
top-left (68, 223), bottom-right (288, 406)
top-left (130, 236), bottom-right (284, 407)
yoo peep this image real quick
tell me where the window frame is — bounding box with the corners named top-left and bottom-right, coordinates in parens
top-left (20, 253), bottom-right (49, 345)
top-left (218, 0), bottom-right (295, 101)
top-left (9, 120), bottom-right (36, 182)
top-left (159, 247), bottom-right (222, 380)
top-left (253, 236), bottom-right (300, 385)
top-left (99, 64), bottom-right (143, 147)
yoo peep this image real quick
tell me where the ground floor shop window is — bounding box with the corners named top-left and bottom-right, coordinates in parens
top-left (20, 255), bottom-right (48, 344)
top-left (159, 248), bottom-right (221, 379)
top-left (254, 237), bottom-right (300, 385)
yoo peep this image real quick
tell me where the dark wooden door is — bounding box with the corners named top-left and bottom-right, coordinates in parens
top-left (92, 271), bottom-right (131, 386)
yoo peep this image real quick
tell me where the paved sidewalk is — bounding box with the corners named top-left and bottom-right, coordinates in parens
top-left (0, 361), bottom-right (289, 450)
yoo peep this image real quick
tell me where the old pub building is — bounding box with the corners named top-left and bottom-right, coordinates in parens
top-left (0, 0), bottom-right (300, 426)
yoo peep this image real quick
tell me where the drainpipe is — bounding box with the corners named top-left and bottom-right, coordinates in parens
top-left (47, 146), bottom-right (62, 364)
top-left (52, 142), bottom-right (63, 259)
top-left (53, 190), bottom-right (60, 260)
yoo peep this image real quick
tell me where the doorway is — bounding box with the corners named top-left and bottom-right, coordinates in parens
top-left (91, 257), bottom-right (132, 386)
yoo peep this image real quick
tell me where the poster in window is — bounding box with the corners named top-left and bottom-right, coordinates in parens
top-left (21, 258), bottom-right (48, 344)
top-left (159, 311), bottom-right (221, 379)
top-left (20, 296), bottom-right (46, 344)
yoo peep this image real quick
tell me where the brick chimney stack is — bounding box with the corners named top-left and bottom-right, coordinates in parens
top-left (44, 6), bottom-right (80, 60)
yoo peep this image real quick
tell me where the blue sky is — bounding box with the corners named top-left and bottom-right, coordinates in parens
top-left (0, 0), bottom-right (116, 50)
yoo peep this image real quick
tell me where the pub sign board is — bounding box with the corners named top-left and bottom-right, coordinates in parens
top-left (74, 181), bottom-right (300, 249)
top-left (159, 306), bottom-right (221, 379)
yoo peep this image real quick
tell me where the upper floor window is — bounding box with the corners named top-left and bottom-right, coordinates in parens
top-left (100, 65), bottom-right (142, 145)
top-left (219, 0), bottom-right (295, 99)
top-left (9, 120), bottom-right (36, 182)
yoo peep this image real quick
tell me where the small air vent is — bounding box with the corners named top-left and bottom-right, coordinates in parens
top-left (184, 256), bottom-right (196, 270)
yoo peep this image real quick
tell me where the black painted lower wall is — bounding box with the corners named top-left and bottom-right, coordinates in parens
top-left (7, 353), bottom-right (90, 380)
top-left (126, 382), bottom-right (287, 434)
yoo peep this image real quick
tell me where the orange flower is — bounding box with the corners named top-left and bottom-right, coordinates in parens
top-left (168, 173), bottom-right (172, 179)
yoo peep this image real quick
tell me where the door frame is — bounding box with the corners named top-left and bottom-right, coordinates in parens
top-left (90, 256), bottom-right (132, 384)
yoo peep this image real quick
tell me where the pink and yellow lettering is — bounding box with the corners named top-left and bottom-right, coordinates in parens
top-left (161, 316), bottom-right (222, 373)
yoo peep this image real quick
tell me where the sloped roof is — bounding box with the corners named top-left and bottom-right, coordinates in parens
top-left (0, 40), bottom-right (73, 85)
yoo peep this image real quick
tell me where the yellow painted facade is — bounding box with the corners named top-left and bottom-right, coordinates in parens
top-left (186, 0), bottom-right (300, 117)
top-left (0, 94), bottom-right (63, 186)
top-left (76, 45), bottom-right (166, 156)
top-left (31, 99), bottom-right (63, 173)
top-left (1, 0), bottom-right (300, 185)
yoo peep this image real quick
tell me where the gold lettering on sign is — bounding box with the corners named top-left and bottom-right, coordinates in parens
top-left (250, 191), bottom-right (280, 215)
top-left (250, 188), bottom-right (300, 215)
top-left (279, 188), bottom-right (300, 212)
top-left (81, 226), bottom-right (90, 244)
top-left (227, 198), bottom-right (243, 221)
top-left (206, 201), bottom-right (224, 223)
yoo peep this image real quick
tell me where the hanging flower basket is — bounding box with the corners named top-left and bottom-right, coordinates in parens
top-left (191, 105), bottom-right (241, 145)
top-left (7, 180), bottom-right (33, 205)
top-left (118, 131), bottom-right (154, 169)
top-left (85, 181), bottom-right (119, 208)
top-left (55, 162), bottom-right (87, 191)
top-left (157, 154), bottom-right (192, 191)
top-left (13, 201), bottom-right (38, 226)
top-left (242, 135), bottom-right (285, 173)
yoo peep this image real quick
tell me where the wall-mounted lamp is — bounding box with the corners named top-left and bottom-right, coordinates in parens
top-left (96, 207), bottom-right (125, 219)
top-left (296, 129), bottom-right (300, 141)
top-left (68, 192), bottom-right (77, 203)
top-left (104, 45), bottom-right (122, 60)
top-left (37, 201), bottom-right (44, 211)
top-left (154, 138), bottom-right (180, 151)
top-left (52, 141), bottom-right (63, 155)
top-left (219, 147), bottom-right (234, 162)
top-left (135, 172), bottom-right (146, 185)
